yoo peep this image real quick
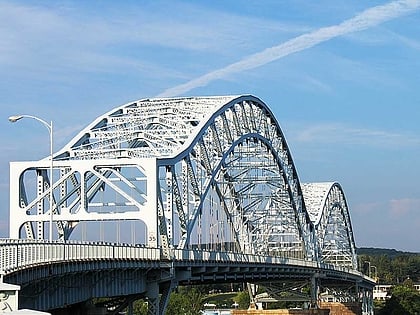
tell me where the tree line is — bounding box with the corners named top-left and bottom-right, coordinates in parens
top-left (358, 247), bottom-right (420, 314)
top-left (357, 247), bottom-right (420, 283)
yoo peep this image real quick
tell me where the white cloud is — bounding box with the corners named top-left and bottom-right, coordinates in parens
top-left (289, 123), bottom-right (420, 148)
top-left (391, 31), bottom-right (420, 50)
top-left (157, 0), bottom-right (420, 97)
top-left (0, 2), bottom-right (306, 68)
top-left (352, 198), bottom-right (420, 251)
top-left (353, 201), bottom-right (384, 214)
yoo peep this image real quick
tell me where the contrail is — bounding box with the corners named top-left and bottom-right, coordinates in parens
top-left (157, 0), bottom-right (420, 97)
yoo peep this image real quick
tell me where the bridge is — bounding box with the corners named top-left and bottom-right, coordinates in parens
top-left (2, 95), bottom-right (375, 314)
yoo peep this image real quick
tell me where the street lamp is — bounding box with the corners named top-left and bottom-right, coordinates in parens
top-left (9, 114), bottom-right (54, 242)
top-left (363, 260), bottom-right (371, 277)
top-left (371, 265), bottom-right (378, 282)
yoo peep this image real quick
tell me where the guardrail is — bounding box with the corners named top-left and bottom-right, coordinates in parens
top-left (0, 239), bottom-right (361, 278)
top-left (0, 239), bottom-right (160, 274)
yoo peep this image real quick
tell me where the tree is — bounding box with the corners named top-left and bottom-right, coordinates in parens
top-left (165, 287), bottom-right (204, 315)
top-left (132, 299), bottom-right (148, 315)
top-left (233, 290), bottom-right (250, 309)
top-left (357, 249), bottom-right (420, 284)
top-left (378, 279), bottom-right (420, 315)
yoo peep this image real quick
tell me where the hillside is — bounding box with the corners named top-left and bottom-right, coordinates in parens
top-left (357, 247), bottom-right (419, 257)
top-left (357, 247), bottom-right (420, 283)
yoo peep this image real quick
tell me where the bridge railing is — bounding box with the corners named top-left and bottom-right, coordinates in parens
top-left (0, 239), bottom-right (160, 275)
top-left (172, 248), bottom-right (304, 266)
top-left (1, 239), bottom-right (360, 278)
top-left (170, 248), bottom-right (361, 276)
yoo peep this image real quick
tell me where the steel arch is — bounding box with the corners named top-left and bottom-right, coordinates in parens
top-left (301, 182), bottom-right (357, 269)
top-left (155, 96), bottom-right (315, 259)
top-left (9, 95), bottom-right (357, 266)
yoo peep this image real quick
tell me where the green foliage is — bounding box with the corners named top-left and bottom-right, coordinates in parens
top-left (357, 247), bottom-right (420, 283)
top-left (377, 280), bottom-right (420, 315)
top-left (132, 299), bottom-right (148, 315)
top-left (265, 300), bottom-right (288, 309)
top-left (233, 290), bottom-right (250, 309)
top-left (165, 287), bottom-right (204, 315)
top-left (357, 248), bottom-right (417, 259)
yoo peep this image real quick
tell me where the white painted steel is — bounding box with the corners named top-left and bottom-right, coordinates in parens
top-left (8, 95), bottom-right (357, 271)
top-left (0, 240), bottom-right (362, 277)
top-left (301, 182), bottom-right (357, 269)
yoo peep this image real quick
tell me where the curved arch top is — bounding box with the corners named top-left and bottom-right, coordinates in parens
top-left (301, 182), bottom-right (357, 269)
top-left (55, 95), bottom-right (243, 160)
top-left (52, 95), bottom-right (316, 257)
top-left (11, 94), bottom-right (358, 270)
top-left (301, 182), bottom-right (337, 226)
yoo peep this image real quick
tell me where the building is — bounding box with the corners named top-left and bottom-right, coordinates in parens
top-left (373, 285), bottom-right (392, 301)
top-left (373, 283), bottom-right (420, 301)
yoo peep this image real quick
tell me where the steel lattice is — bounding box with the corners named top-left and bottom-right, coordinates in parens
top-left (9, 95), bottom-right (357, 269)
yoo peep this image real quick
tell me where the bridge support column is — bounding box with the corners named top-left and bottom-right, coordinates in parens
top-left (146, 279), bottom-right (175, 315)
top-left (127, 300), bottom-right (133, 315)
top-left (360, 287), bottom-right (373, 315)
top-left (311, 274), bottom-right (320, 309)
top-left (146, 281), bottom-right (160, 315)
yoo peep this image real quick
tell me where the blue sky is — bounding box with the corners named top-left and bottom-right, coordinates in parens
top-left (1, 0), bottom-right (419, 252)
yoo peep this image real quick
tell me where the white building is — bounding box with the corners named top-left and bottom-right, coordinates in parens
top-left (373, 285), bottom-right (392, 301)
top-left (373, 283), bottom-right (420, 301)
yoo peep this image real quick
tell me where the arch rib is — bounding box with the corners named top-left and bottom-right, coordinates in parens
top-left (301, 182), bottom-right (357, 269)
top-left (9, 94), bottom-right (358, 270)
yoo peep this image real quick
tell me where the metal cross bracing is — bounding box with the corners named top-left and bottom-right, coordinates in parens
top-left (9, 95), bottom-right (357, 268)
top-left (6, 94), bottom-right (373, 314)
top-left (301, 182), bottom-right (358, 269)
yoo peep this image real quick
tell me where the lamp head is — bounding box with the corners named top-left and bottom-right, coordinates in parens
top-left (8, 115), bottom-right (23, 123)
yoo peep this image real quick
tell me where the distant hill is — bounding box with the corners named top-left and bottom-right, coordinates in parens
top-left (357, 247), bottom-right (419, 258)
top-left (356, 247), bottom-right (420, 283)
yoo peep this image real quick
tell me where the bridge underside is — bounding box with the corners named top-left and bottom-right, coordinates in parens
top-left (5, 256), bottom-right (372, 314)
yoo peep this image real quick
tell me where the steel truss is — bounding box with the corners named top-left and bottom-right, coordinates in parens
top-left (301, 182), bottom-right (357, 269)
top-left (9, 95), bottom-right (357, 267)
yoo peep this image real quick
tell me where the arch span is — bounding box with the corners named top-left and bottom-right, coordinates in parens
top-left (9, 95), bottom-right (357, 266)
top-left (154, 96), bottom-right (315, 259)
top-left (301, 182), bottom-right (357, 268)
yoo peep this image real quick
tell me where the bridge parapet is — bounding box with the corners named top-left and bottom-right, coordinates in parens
top-left (1, 241), bottom-right (373, 313)
top-left (1, 240), bottom-right (363, 278)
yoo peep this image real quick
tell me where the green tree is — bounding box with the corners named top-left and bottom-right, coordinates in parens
top-left (166, 287), bottom-right (204, 315)
top-left (132, 299), bottom-right (148, 315)
top-left (233, 290), bottom-right (250, 309)
top-left (378, 280), bottom-right (420, 315)
top-left (358, 249), bottom-right (420, 284)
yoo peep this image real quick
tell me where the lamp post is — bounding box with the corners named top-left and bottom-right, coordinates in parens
top-left (363, 260), bottom-right (371, 277)
top-left (371, 265), bottom-right (378, 282)
top-left (9, 115), bottom-right (54, 242)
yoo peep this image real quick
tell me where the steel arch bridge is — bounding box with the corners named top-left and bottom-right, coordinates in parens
top-left (6, 95), bottom-right (370, 313)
